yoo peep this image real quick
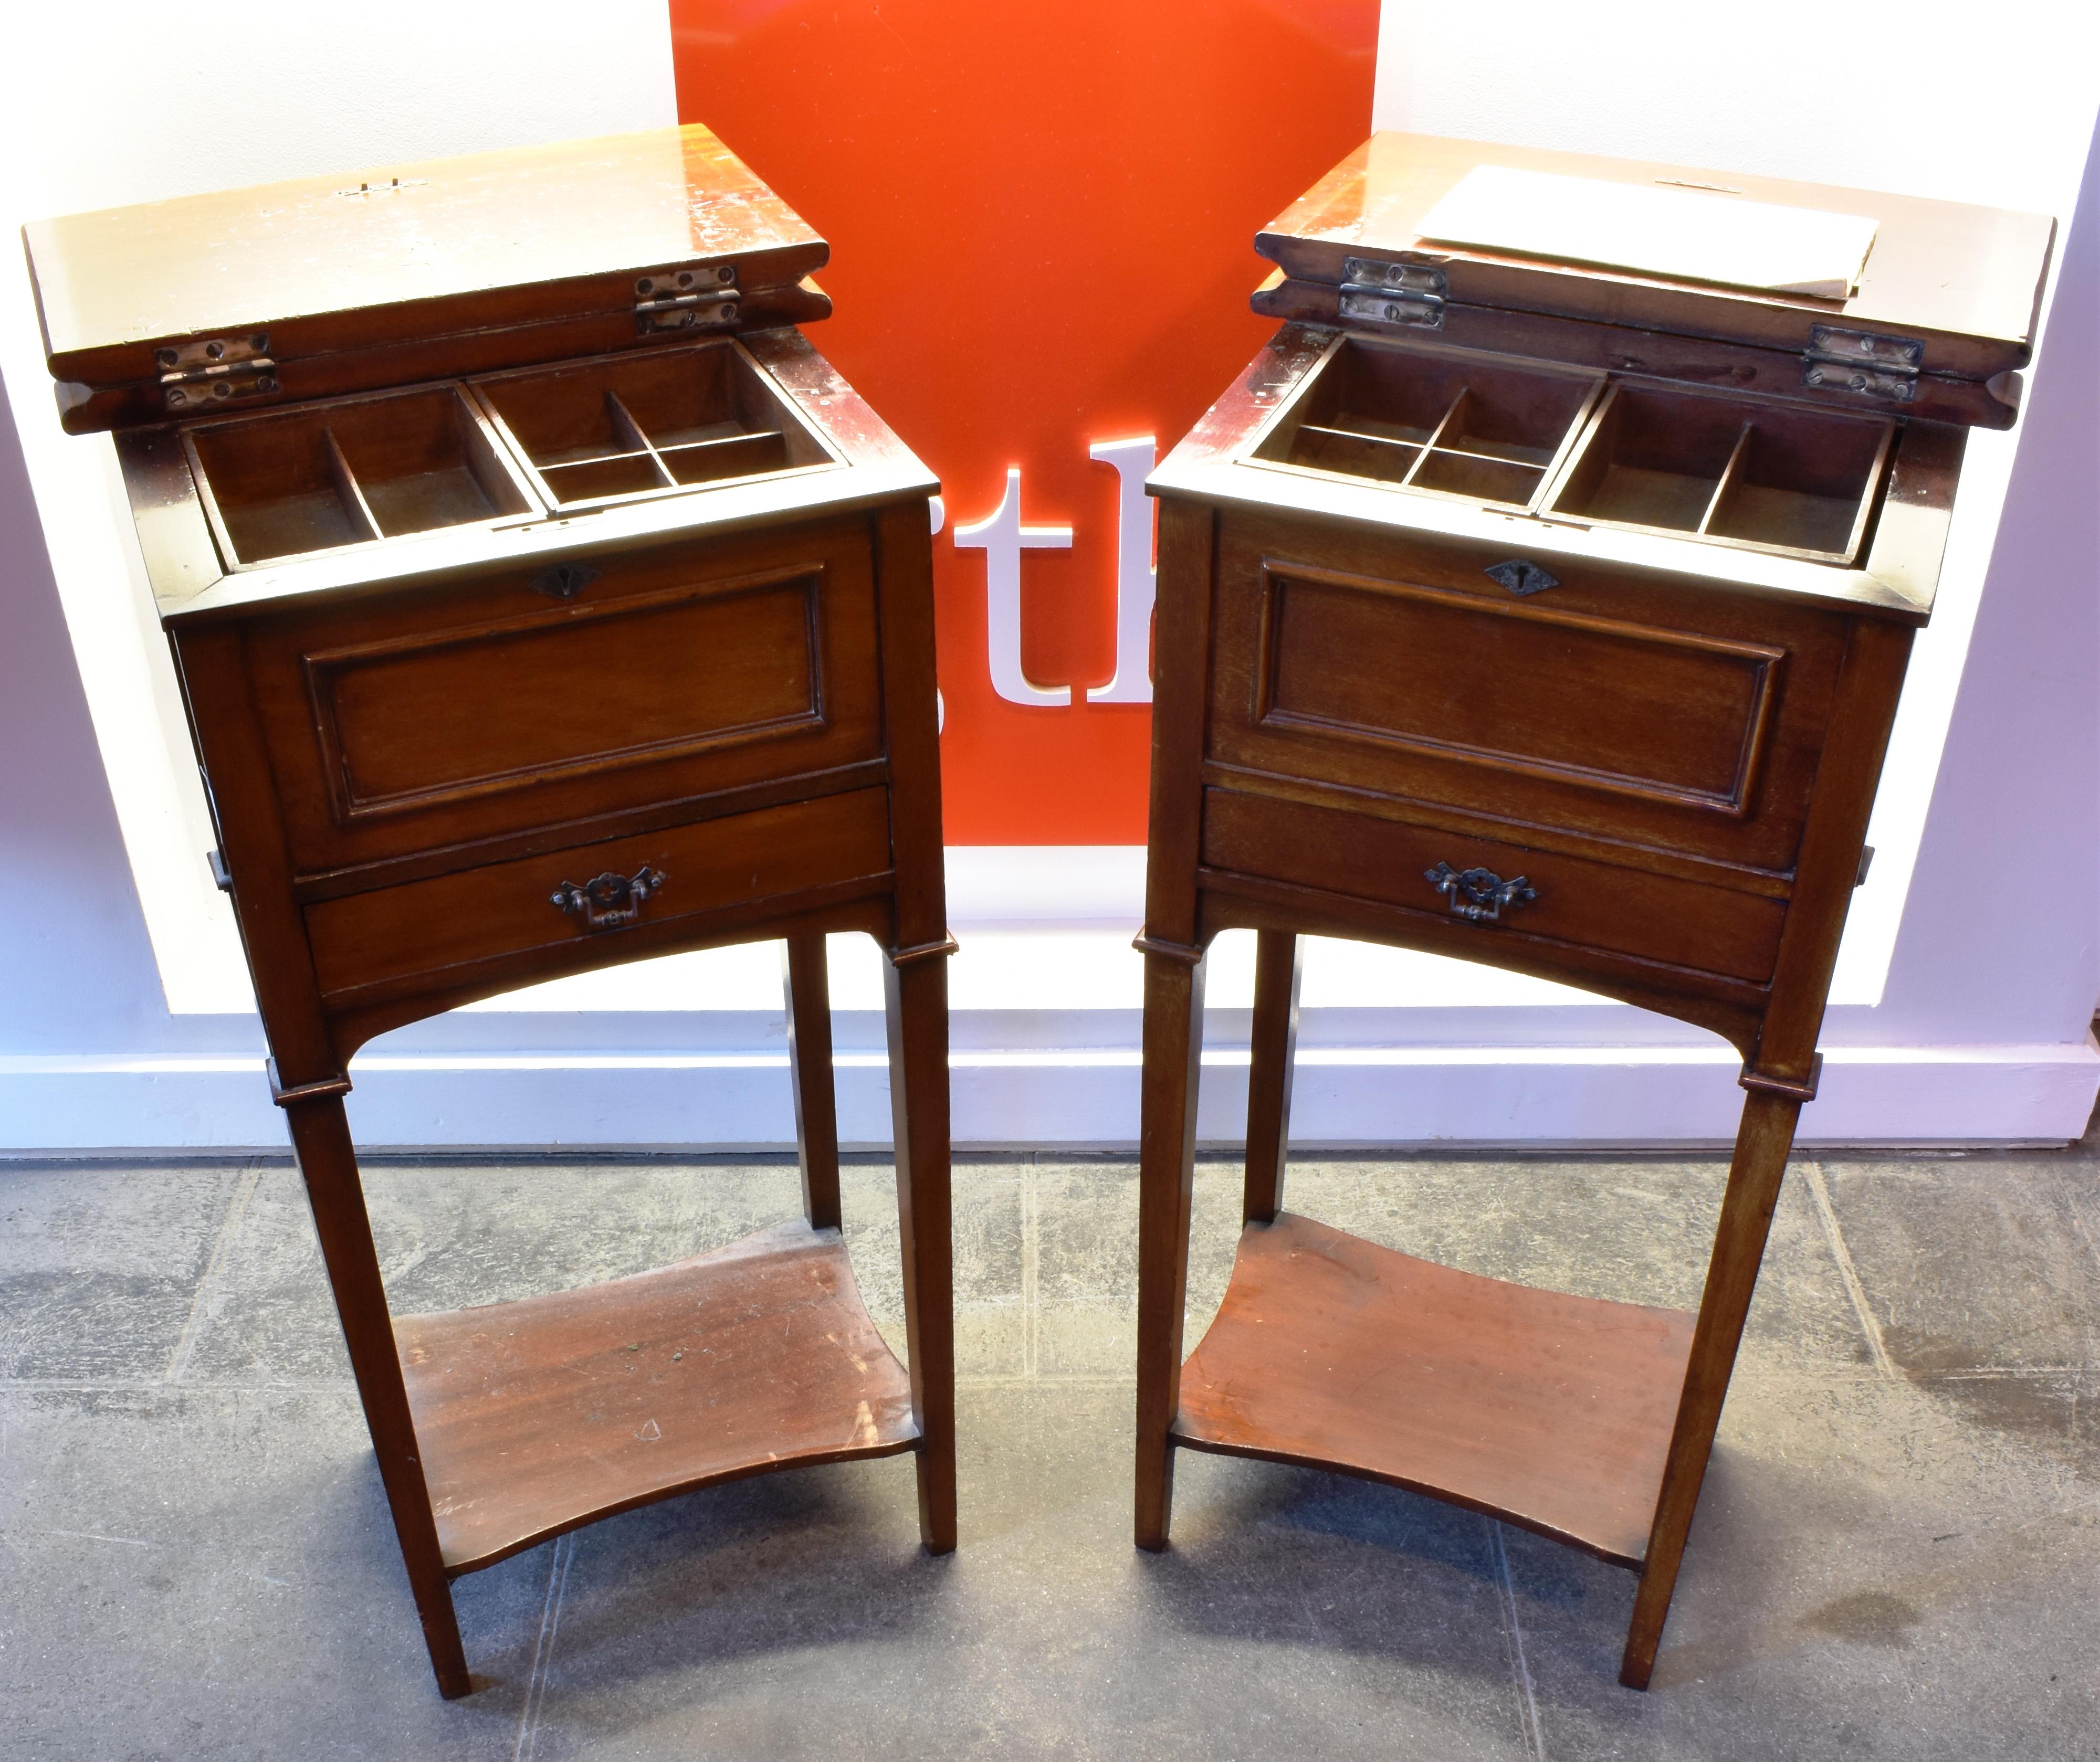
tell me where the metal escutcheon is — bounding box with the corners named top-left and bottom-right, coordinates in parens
top-left (1425, 861), bottom-right (1537, 924)
top-left (551, 866), bottom-right (666, 932)
top-left (1485, 558), bottom-right (1557, 597)
top-left (531, 562), bottom-right (600, 601)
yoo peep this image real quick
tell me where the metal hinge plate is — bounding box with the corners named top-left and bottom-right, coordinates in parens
top-left (635, 265), bottom-right (740, 334)
top-left (159, 333), bottom-right (277, 412)
top-left (1338, 256), bottom-right (1447, 331)
top-left (1802, 325), bottom-right (1923, 402)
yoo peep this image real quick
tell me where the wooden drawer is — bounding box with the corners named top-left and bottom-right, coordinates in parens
top-left (1205, 510), bottom-right (1852, 881)
top-left (304, 786), bottom-right (891, 1005)
top-left (1202, 788), bottom-right (1785, 986)
top-left (225, 512), bottom-right (885, 882)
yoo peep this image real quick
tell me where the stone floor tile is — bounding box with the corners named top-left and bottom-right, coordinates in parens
top-left (8, 1138), bottom-right (2100, 1759)
top-left (522, 1385), bottom-right (1534, 1762)
top-left (1514, 1368), bottom-right (2100, 1760)
top-left (1823, 1157), bottom-right (2100, 1375)
top-left (0, 1383), bottom-right (539, 1762)
top-left (0, 1163), bottom-right (243, 1381)
top-left (841, 1158), bottom-right (1026, 1380)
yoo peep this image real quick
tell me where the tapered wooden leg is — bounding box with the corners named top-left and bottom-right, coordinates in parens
top-left (1135, 948), bottom-right (1208, 1550)
top-left (282, 1094), bottom-right (471, 1699)
top-left (783, 934), bottom-right (842, 1231)
top-left (1620, 1090), bottom-right (1803, 1689)
top-left (1242, 931), bottom-right (1303, 1226)
top-left (884, 947), bottom-right (956, 1554)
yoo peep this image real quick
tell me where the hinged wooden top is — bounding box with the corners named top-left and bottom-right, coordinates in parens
top-left (24, 125), bottom-right (832, 432)
top-left (1259, 134), bottom-right (2055, 388)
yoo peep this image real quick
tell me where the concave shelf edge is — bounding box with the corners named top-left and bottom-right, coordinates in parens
top-left (395, 1218), bottom-right (919, 1575)
top-left (1170, 1212), bottom-right (1696, 1568)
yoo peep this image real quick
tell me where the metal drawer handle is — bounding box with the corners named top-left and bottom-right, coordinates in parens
top-left (551, 866), bottom-right (665, 931)
top-left (1425, 861), bottom-right (1536, 924)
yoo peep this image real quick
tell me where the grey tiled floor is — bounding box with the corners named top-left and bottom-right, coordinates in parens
top-left (6, 1131), bottom-right (2100, 1759)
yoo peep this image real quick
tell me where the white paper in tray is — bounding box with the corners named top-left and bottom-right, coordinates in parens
top-left (1414, 166), bottom-right (1878, 300)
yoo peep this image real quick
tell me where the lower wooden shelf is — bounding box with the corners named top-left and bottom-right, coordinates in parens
top-left (395, 1219), bottom-right (918, 1573)
top-left (1173, 1212), bottom-right (1696, 1566)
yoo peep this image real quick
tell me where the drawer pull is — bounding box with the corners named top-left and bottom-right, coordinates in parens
top-left (1425, 861), bottom-right (1537, 924)
top-left (550, 865), bottom-right (666, 931)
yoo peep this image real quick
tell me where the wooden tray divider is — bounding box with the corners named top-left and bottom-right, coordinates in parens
top-left (1291, 423), bottom-right (1422, 483)
top-left (1256, 342), bottom-right (1605, 515)
top-left (1399, 385), bottom-right (1472, 487)
top-left (1696, 421), bottom-right (1758, 536)
top-left (602, 389), bottom-right (679, 489)
top-left (1837, 419), bottom-right (1900, 560)
top-left (469, 341), bottom-right (833, 508)
top-left (321, 429), bottom-right (383, 545)
top-left (658, 427), bottom-right (791, 460)
top-left (1547, 379), bottom-right (1899, 562)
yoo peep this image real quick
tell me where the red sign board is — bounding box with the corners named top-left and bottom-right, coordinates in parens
top-left (671, 1), bottom-right (1377, 843)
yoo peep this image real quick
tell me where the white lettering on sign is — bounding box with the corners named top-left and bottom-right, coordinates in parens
top-left (953, 439), bottom-right (1158, 709)
top-left (1087, 437), bottom-right (1156, 705)
top-left (953, 466), bottom-right (1074, 707)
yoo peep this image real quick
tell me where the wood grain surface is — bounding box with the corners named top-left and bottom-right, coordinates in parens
top-left (241, 516), bottom-right (885, 880)
top-left (1202, 510), bottom-right (1852, 881)
top-left (1131, 138), bottom-right (1990, 1689)
top-left (27, 125), bottom-right (827, 387)
top-left (301, 786), bottom-right (892, 1004)
top-left (1250, 272), bottom-right (2018, 429)
top-left (1256, 133), bottom-right (2054, 376)
top-left (83, 131), bottom-right (953, 1697)
top-left (1152, 325), bottom-right (1961, 628)
top-left (1174, 1213), bottom-right (1696, 1566)
top-left (398, 1220), bottom-right (918, 1574)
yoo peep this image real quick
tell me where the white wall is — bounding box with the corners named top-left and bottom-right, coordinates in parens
top-left (0, 4), bottom-right (2094, 1151)
top-left (0, 2), bottom-right (680, 1016)
top-left (1373, 0), bottom-right (2100, 1011)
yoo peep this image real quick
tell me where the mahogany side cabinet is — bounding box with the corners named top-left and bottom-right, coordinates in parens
top-left (1131, 134), bottom-right (2055, 1687)
top-left (24, 127), bottom-right (956, 1697)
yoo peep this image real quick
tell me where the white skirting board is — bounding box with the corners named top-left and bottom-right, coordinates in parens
top-left (2, 1039), bottom-right (2093, 1155)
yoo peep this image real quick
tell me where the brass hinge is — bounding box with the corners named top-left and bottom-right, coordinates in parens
top-left (159, 333), bottom-right (277, 412)
top-left (1802, 326), bottom-right (1923, 403)
top-left (1338, 256), bottom-right (1447, 331)
top-left (634, 265), bottom-right (740, 334)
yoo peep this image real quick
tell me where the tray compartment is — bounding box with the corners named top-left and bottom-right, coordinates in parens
top-left (1548, 386), bottom-right (1739, 533)
top-left (330, 391), bottom-right (538, 539)
top-left (540, 451), bottom-right (669, 502)
top-left (1252, 336), bottom-right (1601, 511)
top-left (474, 341), bottom-right (835, 510)
top-left (1551, 384), bottom-right (1894, 561)
top-left (1408, 446), bottom-right (1546, 504)
top-left (1701, 404), bottom-right (1896, 558)
top-left (184, 385), bottom-right (537, 567)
